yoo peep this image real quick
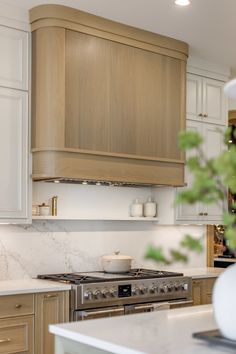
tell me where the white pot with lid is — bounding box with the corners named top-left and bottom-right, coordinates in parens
top-left (101, 251), bottom-right (133, 273)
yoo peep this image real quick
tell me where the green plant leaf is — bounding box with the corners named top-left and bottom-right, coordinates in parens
top-left (223, 212), bottom-right (236, 227)
top-left (169, 250), bottom-right (188, 263)
top-left (180, 235), bottom-right (203, 253)
top-left (178, 131), bottom-right (203, 150)
top-left (145, 245), bottom-right (170, 265)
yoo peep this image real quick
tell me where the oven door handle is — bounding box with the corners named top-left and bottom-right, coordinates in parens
top-left (133, 302), bottom-right (170, 312)
top-left (81, 307), bottom-right (124, 318)
top-left (169, 300), bottom-right (193, 308)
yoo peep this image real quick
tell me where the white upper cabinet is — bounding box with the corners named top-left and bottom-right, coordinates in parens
top-left (187, 73), bottom-right (227, 126)
top-left (0, 87), bottom-right (28, 219)
top-left (0, 25), bottom-right (28, 90)
top-left (0, 21), bottom-right (30, 222)
top-left (175, 120), bottom-right (226, 223)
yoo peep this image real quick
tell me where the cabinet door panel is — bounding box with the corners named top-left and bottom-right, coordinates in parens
top-left (0, 316), bottom-right (33, 354)
top-left (186, 73), bottom-right (202, 121)
top-left (0, 25), bottom-right (28, 90)
top-left (0, 87), bottom-right (28, 218)
top-left (176, 120), bottom-right (202, 221)
top-left (176, 121), bottom-right (225, 223)
top-left (35, 292), bottom-right (69, 354)
top-left (203, 78), bottom-right (226, 125)
top-left (65, 30), bottom-right (184, 160)
top-left (203, 124), bottom-right (225, 220)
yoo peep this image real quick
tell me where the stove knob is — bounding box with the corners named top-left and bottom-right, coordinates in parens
top-left (110, 288), bottom-right (118, 297)
top-left (132, 287), bottom-right (138, 295)
top-left (167, 285), bottom-right (173, 292)
top-left (139, 286), bottom-right (148, 294)
top-left (101, 289), bottom-right (110, 298)
top-left (159, 286), bottom-right (165, 293)
top-left (174, 284), bottom-right (180, 291)
top-left (84, 290), bottom-right (92, 300)
top-left (93, 289), bottom-right (101, 299)
top-left (149, 286), bottom-right (156, 294)
top-left (183, 283), bottom-right (188, 291)
top-left (163, 285), bottom-right (168, 293)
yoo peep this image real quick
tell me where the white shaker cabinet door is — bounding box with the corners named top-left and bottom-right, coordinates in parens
top-left (203, 123), bottom-right (226, 221)
top-left (176, 120), bottom-right (225, 224)
top-left (0, 25), bottom-right (28, 90)
top-left (0, 87), bottom-right (28, 219)
top-left (186, 73), bottom-right (226, 126)
top-left (175, 120), bottom-right (203, 221)
top-left (202, 77), bottom-right (226, 126)
top-left (186, 73), bottom-right (202, 122)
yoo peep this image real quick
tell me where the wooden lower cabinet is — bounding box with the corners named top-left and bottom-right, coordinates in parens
top-left (192, 278), bottom-right (216, 306)
top-left (35, 291), bottom-right (70, 354)
top-left (0, 294), bottom-right (34, 354)
top-left (0, 316), bottom-right (34, 354)
top-left (0, 291), bottom-right (69, 354)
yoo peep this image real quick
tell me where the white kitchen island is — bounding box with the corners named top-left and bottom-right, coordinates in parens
top-left (49, 304), bottom-right (233, 354)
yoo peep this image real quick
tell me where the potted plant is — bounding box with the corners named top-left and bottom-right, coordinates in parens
top-left (146, 78), bottom-right (236, 341)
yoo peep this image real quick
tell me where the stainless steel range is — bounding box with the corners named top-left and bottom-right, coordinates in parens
top-left (38, 269), bottom-right (192, 321)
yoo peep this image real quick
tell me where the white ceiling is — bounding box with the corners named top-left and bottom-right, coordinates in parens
top-left (2, 0), bottom-right (236, 72)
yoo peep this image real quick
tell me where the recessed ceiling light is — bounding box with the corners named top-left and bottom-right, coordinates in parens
top-left (175, 0), bottom-right (191, 6)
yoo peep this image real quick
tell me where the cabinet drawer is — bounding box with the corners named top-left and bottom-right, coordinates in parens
top-left (0, 294), bottom-right (34, 318)
top-left (0, 315), bottom-right (33, 354)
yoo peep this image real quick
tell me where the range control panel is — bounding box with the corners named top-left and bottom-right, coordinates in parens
top-left (79, 276), bottom-right (191, 305)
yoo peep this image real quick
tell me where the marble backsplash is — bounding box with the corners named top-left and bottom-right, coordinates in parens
top-left (0, 221), bottom-right (206, 280)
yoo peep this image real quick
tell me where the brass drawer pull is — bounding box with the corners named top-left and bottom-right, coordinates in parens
top-left (44, 294), bottom-right (58, 298)
top-left (203, 113), bottom-right (208, 117)
top-left (203, 212), bottom-right (208, 216)
top-left (15, 304), bottom-right (22, 309)
top-left (193, 281), bottom-right (201, 285)
top-left (198, 113), bottom-right (203, 117)
top-left (0, 338), bottom-right (11, 344)
top-left (198, 212), bottom-right (204, 216)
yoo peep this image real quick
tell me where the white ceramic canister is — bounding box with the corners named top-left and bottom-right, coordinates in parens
top-left (130, 198), bottom-right (143, 217)
top-left (38, 203), bottom-right (50, 216)
top-left (143, 196), bottom-right (157, 217)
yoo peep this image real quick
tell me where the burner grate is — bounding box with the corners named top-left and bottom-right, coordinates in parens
top-left (38, 268), bottom-right (183, 284)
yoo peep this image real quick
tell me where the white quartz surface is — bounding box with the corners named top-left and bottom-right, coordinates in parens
top-left (214, 257), bottom-right (236, 263)
top-left (0, 279), bottom-right (71, 295)
top-left (178, 267), bottom-right (224, 278)
top-left (50, 305), bottom-right (232, 354)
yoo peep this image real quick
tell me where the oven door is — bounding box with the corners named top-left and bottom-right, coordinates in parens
top-left (74, 306), bottom-right (125, 321)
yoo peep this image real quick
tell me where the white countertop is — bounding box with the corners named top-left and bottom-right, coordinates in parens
top-left (50, 305), bottom-right (231, 354)
top-left (180, 267), bottom-right (224, 279)
top-left (0, 279), bottom-right (71, 296)
top-left (153, 267), bottom-right (224, 279)
top-left (214, 257), bottom-right (236, 263)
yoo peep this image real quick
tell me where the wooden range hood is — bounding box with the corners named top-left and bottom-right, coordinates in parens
top-left (30, 5), bottom-right (188, 186)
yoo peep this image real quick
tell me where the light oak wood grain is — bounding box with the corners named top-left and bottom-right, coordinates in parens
top-left (30, 5), bottom-right (188, 60)
top-left (0, 294), bottom-right (34, 319)
top-left (31, 5), bottom-right (188, 186)
top-left (35, 291), bottom-right (69, 354)
top-left (0, 316), bottom-right (33, 354)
